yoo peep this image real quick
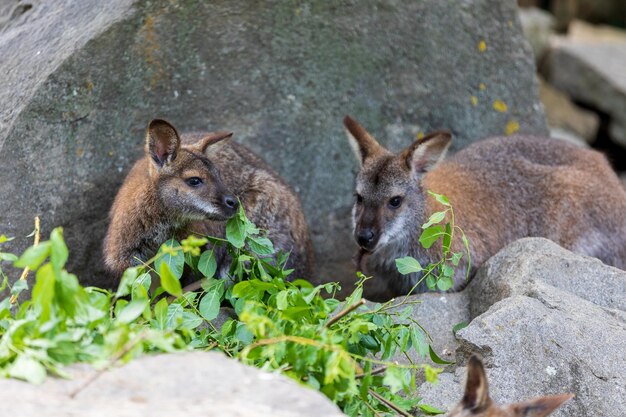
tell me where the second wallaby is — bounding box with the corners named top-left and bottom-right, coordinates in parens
top-left (448, 355), bottom-right (573, 417)
top-left (104, 119), bottom-right (313, 284)
top-left (344, 115), bottom-right (626, 299)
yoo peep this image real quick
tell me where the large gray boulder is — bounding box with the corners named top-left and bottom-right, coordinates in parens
top-left (0, 351), bottom-right (346, 417)
top-left (418, 238), bottom-right (626, 417)
top-left (0, 0), bottom-right (546, 289)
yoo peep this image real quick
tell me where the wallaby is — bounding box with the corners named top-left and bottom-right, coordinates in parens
top-left (448, 355), bottom-right (573, 417)
top-left (344, 115), bottom-right (626, 299)
top-left (104, 119), bottom-right (313, 284)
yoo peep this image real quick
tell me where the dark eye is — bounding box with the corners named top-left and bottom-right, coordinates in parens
top-left (355, 193), bottom-right (363, 204)
top-left (185, 177), bottom-right (203, 187)
top-left (388, 196), bottom-right (402, 209)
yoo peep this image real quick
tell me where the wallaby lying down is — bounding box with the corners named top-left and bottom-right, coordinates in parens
top-left (345, 116), bottom-right (626, 298)
top-left (104, 119), bottom-right (313, 284)
top-left (449, 356), bottom-right (573, 417)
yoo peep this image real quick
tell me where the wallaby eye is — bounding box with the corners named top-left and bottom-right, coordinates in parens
top-left (355, 193), bottom-right (364, 204)
top-left (185, 177), bottom-right (203, 187)
top-left (388, 196), bottom-right (402, 209)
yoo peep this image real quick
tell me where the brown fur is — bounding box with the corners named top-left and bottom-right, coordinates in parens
top-left (104, 119), bottom-right (313, 284)
top-left (448, 356), bottom-right (573, 417)
top-left (344, 116), bottom-right (626, 299)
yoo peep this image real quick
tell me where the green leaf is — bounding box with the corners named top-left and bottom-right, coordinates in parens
top-left (442, 222), bottom-right (452, 252)
top-left (276, 290), bottom-right (289, 310)
top-left (32, 263), bottom-right (55, 321)
top-left (248, 236), bottom-right (275, 256)
top-left (0, 252), bottom-right (18, 262)
top-left (115, 267), bottom-right (139, 298)
top-left (226, 216), bottom-right (245, 248)
top-left (49, 228), bottom-right (68, 270)
top-left (154, 298), bottom-right (169, 329)
top-left (10, 279), bottom-right (28, 295)
top-left (197, 249), bottom-right (217, 279)
top-left (450, 252), bottom-right (463, 266)
top-left (410, 327), bottom-right (429, 358)
top-left (159, 262), bottom-right (182, 298)
top-left (395, 257), bottom-right (422, 275)
top-left (116, 299), bottom-right (149, 324)
top-left (0, 234), bottom-right (14, 244)
top-left (199, 280), bottom-right (224, 321)
top-left (429, 345), bottom-right (454, 365)
top-left (436, 275), bottom-right (454, 291)
top-left (14, 241), bottom-right (51, 270)
top-left (428, 191), bottom-right (450, 207)
top-left (8, 356), bottom-right (47, 384)
top-left (422, 211), bottom-right (446, 229)
top-left (419, 225), bottom-right (444, 249)
top-left (418, 403), bottom-right (446, 415)
top-left (452, 321), bottom-right (468, 335)
top-left (383, 367), bottom-right (409, 394)
top-left (155, 239), bottom-right (184, 279)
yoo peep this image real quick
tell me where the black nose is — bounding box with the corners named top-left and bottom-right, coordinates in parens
top-left (357, 229), bottom-right (375, 249)
top-left (224, 195), bottom-right (238, 210)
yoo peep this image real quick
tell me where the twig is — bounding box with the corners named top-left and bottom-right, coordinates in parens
top-left (10, 217), bottom-right (40, 304)
top-left (355, 365), bottom-right (388, 379)
top-left (368, 388), bottom-right (412, 417)
top-left (69, 333), bottom-right (146, 399)
top-left (325, 299), bottom-right (365, 328)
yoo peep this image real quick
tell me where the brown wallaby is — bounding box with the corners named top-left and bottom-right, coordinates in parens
top-left (344, 115), bottom-right (626, 299)
top-left (104, 119), bottom-right (313, 283)
top-left (448, 355), bottom-right (573, 417)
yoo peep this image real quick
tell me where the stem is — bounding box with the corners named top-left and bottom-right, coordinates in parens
top-left (368, 389), bottom-right (412, 417)
top-left (324, 299), bottom-right (365, 328)
top-left (10, 216), bottom-right (40, 305)
top-left (355, 365), bottom-right (387, 379)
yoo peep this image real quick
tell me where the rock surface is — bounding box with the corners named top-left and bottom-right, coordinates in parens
top-left (544, 22), bottom-right (626, 148)
top-left (0, 351), bottom-right (346, 417)
top-left (418, 238), bottom-right (626, 417)
top-left (0, 0), bottom-right (547, 290)
top-left (519, 6), bottom-right (555, 61)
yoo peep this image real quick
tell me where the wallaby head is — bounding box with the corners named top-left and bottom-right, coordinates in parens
top-left (344, 115), bottom-right (451, 253)
top-left (145, 119), bottom-right (239, 221)
top-left (448, 355), bottom-right (573, 417)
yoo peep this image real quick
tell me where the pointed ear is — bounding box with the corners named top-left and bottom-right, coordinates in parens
top-left (196, 131), bottom-right (233, 154)
top-left (343, 115), bottom-right (386, 166)
top-left (461, 355), bottom-right (492, 412)
top-left (509, 394), bottom-right (574, 417)
top-left (400, 130), bottom-right (452, 174)
top-left (146, 119), bottom-right (181, 168)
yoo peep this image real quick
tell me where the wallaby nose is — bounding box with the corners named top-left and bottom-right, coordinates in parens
top-left (224, 195), bottom-right (238, 210)
top-left (357, 229), bottom-right (376, 249)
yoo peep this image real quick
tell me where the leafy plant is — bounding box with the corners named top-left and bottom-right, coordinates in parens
top-left (0, 198), bottom-right (465, 416)
top-left (395, 191), bottom-right (471, 292)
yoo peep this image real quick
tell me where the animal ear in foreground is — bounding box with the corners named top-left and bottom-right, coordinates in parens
top-left (448, 355), bottom-right (574, 417)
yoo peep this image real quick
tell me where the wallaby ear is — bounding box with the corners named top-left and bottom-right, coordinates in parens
top-left (508, 394), bottom-right (574, 417)
top-left (197, 131), bottom-right (233, 154)
top-left (146, 119), bottom-right (181, 168)
top-left (461, 355), bottom-right (492, 412)
top-left (401, 130), bottom-right (452, 174)
top-left (343, 115), bottom-right (386, 166)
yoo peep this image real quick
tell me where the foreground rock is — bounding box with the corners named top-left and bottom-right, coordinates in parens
top-left (0, 351), bottom-right (345, 417)
top-left (0, 0), bottom-right (546, 290)
top-left (419, 238), bottom-right (626, 417)
top-left (544, 21), bottom-right (626, 148)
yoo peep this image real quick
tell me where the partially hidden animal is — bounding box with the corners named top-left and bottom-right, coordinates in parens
top-left (104, 119), bottom-right (313, 283)
top-left (448, 355), bottom-right (573, 417)
top-left (344, 115), bottom-right (626, 299)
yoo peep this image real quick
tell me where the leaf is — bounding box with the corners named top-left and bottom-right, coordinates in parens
top-left (8, 356), bottom-right (47, 384)
top-left (422, 211), bottom-right (446, 229)
top-left (159, 262), bottom-right (182, 298)
top-left (116, 299), bottom-right (149, 324)
top-left (10, 279), bottom-right (28, 296)
top-left (180, 311), bottom-right (203, 329)
top-left (429, 345), bottom-right (454, 365)
top-left (226, 216), bottom-right (245, 249)
top-left (418, 403), bottom-right (446, 415)
top-left (154, 298), bottom-right (169, 329)
top-left (383, 367), bottom-right (409, 394)
top-left (199, 280), bottom-right (224, 321)
top-left (0, 252), bottom-right (18, 262)
top-left (197, 249), bottom-right (217, 279)
top-left (155, 239), bottom-right (184, 279)
top-left (32, 263), bottom-right (55, 321)
top-left (49, 228), bottom-right (68, 271)
top-left (14, 241), bottom-right (51, 270)
top-left (450, 252), bottom-right (463, 266)
top-left (427, 191), bottom-right (450, 207)
top-left (410, 327), bottom-right (429, 358)
top-left (419, 225), bottom-right (444, 249)
top-left (442, 222), bottom-right (452, 252)
top-left (395, 257), bottom-right (422, 275)
top-left (452, 321), bottom-right (468, 335)
top-left (115, 267), bottom-right (139, 298)
top-left (0, 234), bottom-right (15, 243)
top-left (248, 236), bottom-right (275, 256)
top-left (436, 275), bottom-right (454, 291)
top-left (276, 290), bottom-right (289, 310)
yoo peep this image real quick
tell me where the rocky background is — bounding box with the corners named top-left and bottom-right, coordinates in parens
top-left (1, 0), bottom-right (626, 416)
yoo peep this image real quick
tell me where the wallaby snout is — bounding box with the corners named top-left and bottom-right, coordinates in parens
top-left (355, 227), bottom-right (377, 251)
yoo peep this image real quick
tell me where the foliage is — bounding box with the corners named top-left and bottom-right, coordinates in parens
top-left (0, 200), bottom-right (465, 416)
top-left (395, 191), bottom-right (471, 292)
